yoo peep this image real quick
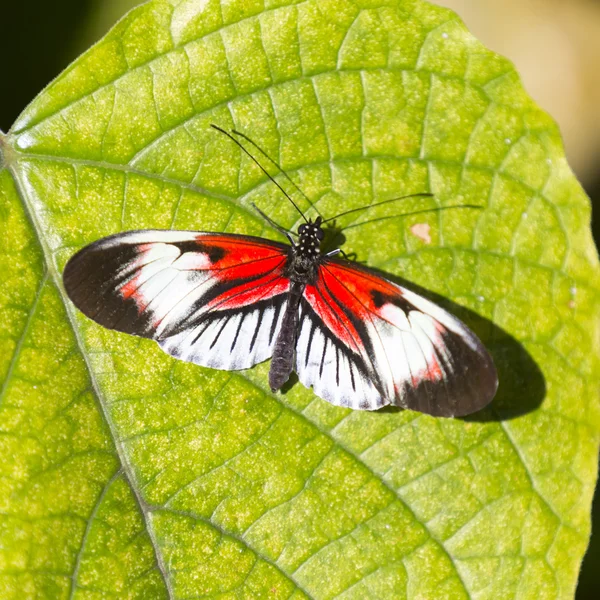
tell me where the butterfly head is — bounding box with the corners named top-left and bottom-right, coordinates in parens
top-left (297, 217), bottom-right (325, 259)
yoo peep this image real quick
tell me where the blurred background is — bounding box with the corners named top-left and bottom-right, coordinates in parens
top-left (0, 0), bottom-right (598, 596)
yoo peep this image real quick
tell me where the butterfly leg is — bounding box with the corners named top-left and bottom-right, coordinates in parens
top-left (269, 285), bottom-right (303, 391)
top-left (325, 248), bottom-right (358, 261)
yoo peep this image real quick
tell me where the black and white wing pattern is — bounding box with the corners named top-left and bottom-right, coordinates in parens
top-left (63, 230), bottom-right (291, 371)
top-left (297, 259), bottom-right (498, 417)
top-left (295, 297), bottom-right (384, 410)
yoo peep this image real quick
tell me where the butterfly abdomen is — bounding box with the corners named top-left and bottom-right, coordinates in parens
top-left (269, 284), bottom-right (304, 391)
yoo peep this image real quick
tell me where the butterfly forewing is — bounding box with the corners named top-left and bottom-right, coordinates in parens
top-left (297, 258), bottom-right (497, 417)
top-left (63, 230), bottom-right (291, 370)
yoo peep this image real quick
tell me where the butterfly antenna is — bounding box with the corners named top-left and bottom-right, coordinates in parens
top-left (251, 202), bottom-right (297, 244)
top-left (231, 128), bottom-right (324, 219)
top-left (341, 204), bottom-right (483, 231)
top-left (321, 192), bottom-right (435, 224)
top-left (211, 124), bottom-right (308, 223)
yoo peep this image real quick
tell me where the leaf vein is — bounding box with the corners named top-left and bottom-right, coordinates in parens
top-left (0, 271), bottom-right (48, 406)
top-left (69, 469), bottom-right (123, 599)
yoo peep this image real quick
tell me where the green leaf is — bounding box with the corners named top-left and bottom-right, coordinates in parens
top-left (1, 0), bottom-right (599, 598)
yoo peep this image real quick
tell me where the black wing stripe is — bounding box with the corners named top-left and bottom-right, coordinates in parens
top-left (210, 314), bottom-right (231, 349)
top-left (190, 318), bottom-right (214, 346)
top-left (305, 317), bottom-right (317, 367)
top-left (319, 335), bottom-right (328, 377)
top-left (269, 301), bottom-right (283, 344)
top-left (231, 312), bottom-right (246, 351)
top-left (249, 307), bottom-right (265, 353)
top-left (349, 361), bottom-right (356, 392)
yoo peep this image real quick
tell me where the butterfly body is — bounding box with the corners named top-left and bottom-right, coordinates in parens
top-left (63, 215), bottom-right (498, 417)
top-left (268, 217), bottom-right (326, 390)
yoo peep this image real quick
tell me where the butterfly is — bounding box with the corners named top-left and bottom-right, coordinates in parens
top-left (62, 126), bottom-right (498, 417)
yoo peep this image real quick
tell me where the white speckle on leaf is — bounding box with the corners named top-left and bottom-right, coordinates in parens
top-left (171, 0), bottom-right (211, 43)
top-left (15, 132), bottom-right (35, 149)
top-left (410, 223), bottom-right (431, 244)
top-left (477, 296), bottom-right (485, 302)
top-left (442, 32), bottom-right (449, 39)
top-left (505, 138), bottom-right (511, 145)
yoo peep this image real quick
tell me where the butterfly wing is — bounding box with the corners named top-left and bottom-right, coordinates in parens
top-left (63, 230), bottom-right (291, 370)
top-left (297, 258), bottom-right (497, 416)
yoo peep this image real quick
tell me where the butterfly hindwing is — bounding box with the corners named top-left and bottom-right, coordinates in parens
top-left (63, 230), bottom-right (290, 370)
top-left (298, 258), bottom-right (497, 417)
top-left (295, 298), bottom-right (385, 410)
top-left (159, 294), bottom-right (288, 370)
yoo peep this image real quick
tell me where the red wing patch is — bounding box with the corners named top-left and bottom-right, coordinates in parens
top-left (63, 230), bottom-right (291, 371)
top-left (297, 258), bottom-right (497, 416)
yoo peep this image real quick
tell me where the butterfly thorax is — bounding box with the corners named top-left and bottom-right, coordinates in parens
top-left (287, 218), bottom-right (325, 284)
